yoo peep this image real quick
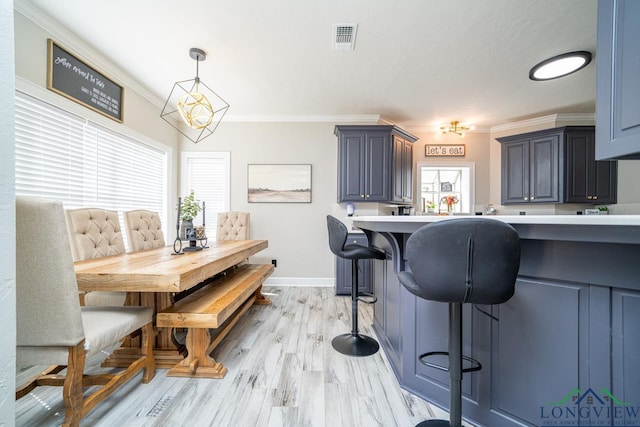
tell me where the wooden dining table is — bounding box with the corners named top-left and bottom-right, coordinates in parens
top-left (74, 239), bottom-right (270, 369)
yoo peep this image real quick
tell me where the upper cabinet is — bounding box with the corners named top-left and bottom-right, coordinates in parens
top-left (335, 125), bottom-right (418, 203)
top-left (596, 0), bottom-right (640, 160)
top-left (498, 126), bottom-right (617, 205)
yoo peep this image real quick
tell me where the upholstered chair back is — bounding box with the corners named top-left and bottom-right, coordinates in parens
top-left (217, 211), bottom-right (250, 241)
top-left (65, 208), bottom-right (126, 260)
top-left (65, 207), bottom-right (127, 306)
top-left (124, 210), bottom-right (166, 251)
top-left (16, 197), bottom-right (86, 366)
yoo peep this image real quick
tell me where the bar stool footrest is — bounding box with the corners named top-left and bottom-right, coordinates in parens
top-left (418, 351), bottom-right (482, 373)
top-left (356, 292), bottom-right (377, 304)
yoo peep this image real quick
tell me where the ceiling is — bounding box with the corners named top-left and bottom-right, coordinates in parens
top-left (22, 0), bottom-right (598, 132)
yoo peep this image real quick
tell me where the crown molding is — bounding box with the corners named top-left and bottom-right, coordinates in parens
top-left (489, 113), bottom-right (595, 133)
top-left (14, 0), bottom-right (165, 109)
top-left (223, 114), bottom-right (382, 123)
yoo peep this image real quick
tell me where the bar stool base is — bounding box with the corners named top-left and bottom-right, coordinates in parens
top-left (416, 420), bottom-right (451, 426)
top-left (332, 333), bottom-right (379, 357)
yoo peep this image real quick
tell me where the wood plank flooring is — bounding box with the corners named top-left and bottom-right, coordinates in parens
top-left (15, 286), bottom-right (469, 426)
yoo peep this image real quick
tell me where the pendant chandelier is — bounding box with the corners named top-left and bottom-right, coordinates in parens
top-left (439, 121), bottom-right (474, 137)
top-left (161, 48), bottom-right (230, 144)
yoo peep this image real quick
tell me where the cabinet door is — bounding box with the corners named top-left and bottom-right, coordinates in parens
top-left (596, 0), bottom-right (640, 160)
top-left (565, 131), bottom-right (590, 202)
top-left (339, 133), bottom-right (366, 201)
top-left (364, 132), bottom-right (390, 201)
top-left (392, 137), bottom-right (413, 203)
top-left (566, 129), bottom-right (618, 204)
top-left (612, 288), bottom-right (640, 426)
top-left (491, 278), bottom-right (590, 426)
top-left (501, 140), bottom-right (529, 204)
top-left (529, 133), bottom-right (560, 203)
top-left (402, 139), bottom-right (414, 203)
top-left (594, 160), bottom-right (617, 204)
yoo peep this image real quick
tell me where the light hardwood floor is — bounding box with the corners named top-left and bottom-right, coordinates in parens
top-left (16, 286), bottom-right (466, 426)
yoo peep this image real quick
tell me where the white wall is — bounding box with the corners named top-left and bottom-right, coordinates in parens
top-left (181, 122), bottom-right (340, 284)
top-left (0, 0), bottom-right (16, 423)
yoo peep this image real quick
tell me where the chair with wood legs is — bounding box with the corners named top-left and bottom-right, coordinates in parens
top-left (398, 218), bottom-right (520, 427)
top-left (65, 207), bottom-right (128, 306)
top-left (327, 215), bottom-right (386, 356)
top-left (15, 196), bottom-right (156, 427)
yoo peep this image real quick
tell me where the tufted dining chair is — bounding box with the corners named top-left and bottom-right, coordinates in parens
top-left (124, 210), bottom-right (166, 251)
top-left (217, 211), bottom-right (250, 241)
top-left (64, 207), bottom-right (127, 306)
top-left (15, 196), bottom-right (155, 427)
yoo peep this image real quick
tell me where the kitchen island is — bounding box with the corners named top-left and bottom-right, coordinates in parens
top-left (352, 215), bottom-right (640, 427)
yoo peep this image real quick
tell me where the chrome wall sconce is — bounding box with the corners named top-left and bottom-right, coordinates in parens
top-left (161, 47), bottom-right (230, 144)
top-left (439, 121), bottom-right (474, 137)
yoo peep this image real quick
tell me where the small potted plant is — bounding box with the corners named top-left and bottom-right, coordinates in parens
top-left (425, 200), bottom-right (436, 213)
top-left (179, 190), bottom-right (202, 239)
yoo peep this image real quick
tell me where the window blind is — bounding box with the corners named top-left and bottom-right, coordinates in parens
top-left (15, 91), bottom-right (168, 247)
top-left (181, 152), bottom-right (230, 235)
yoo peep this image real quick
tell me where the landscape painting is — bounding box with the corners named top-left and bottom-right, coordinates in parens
top-left (248, 164), bottom-right (312, 203)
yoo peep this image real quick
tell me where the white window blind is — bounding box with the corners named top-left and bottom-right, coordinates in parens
top-left (181, 152), bottom-right (230, 235)
top-left (15, 91), bottom-right (168, 246)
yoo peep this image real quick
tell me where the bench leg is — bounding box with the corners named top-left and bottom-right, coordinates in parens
top-left (253, 285), bottom-right (271, 305)
top-left (167, 328), bottom-right (228, 378)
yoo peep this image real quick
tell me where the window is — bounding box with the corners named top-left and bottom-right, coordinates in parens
top-left (417, 161), bottom-right (475, 214)
top-left (181, 152), bottom-right (230, 234)
top-left (14, 91), bottom-right (168, 246)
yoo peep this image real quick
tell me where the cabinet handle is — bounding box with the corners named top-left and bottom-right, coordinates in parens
top-left (531, 196), bottom-right (534, 200)
top-left (360, 194), bottom-right (365, 198)
top-left (593, 195), bottom-right (598, 200)
top-left (587, 195), bottom-right (593, 200)
top-left (524, 197), bottom-right (528, 201)
top-left (366, 194), bottom-right (370, 198)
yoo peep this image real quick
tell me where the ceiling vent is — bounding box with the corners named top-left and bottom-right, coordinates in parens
top-left (333, 24), bottom-right (358, 50)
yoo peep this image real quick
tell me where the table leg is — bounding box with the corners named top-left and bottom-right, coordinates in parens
top-left (166, 328), bottom-right (228, 378)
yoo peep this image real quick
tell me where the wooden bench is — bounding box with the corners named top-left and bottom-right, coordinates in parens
top-left (157, 263), bottom-right (274, 378)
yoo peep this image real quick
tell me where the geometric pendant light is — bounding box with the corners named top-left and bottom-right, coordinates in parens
top-left (160, 47), bottom-right (230, 144)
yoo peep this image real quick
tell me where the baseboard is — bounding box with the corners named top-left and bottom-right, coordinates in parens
top-left (264, 277), bottom-right (334, 287)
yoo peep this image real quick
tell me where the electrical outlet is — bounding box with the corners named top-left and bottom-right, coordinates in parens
top-left (271, 259), bottom-right (277, 268)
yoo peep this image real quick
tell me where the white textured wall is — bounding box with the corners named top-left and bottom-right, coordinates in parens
top-left (0, 0), bottom-right (16, 423)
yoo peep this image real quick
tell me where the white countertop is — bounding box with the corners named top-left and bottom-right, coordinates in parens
top-left (351, 214), bottom-right (640, 226)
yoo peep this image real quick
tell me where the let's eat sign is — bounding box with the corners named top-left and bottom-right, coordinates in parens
top-left (425, 144), bottom-right (466, 157)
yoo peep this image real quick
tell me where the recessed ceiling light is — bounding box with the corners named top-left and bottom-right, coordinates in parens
top-left (529, 51), bottom-right (592, 81)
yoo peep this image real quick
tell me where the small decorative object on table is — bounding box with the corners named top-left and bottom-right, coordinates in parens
top-left (173, 191), bottom-right (208, 255)
top-left (440, 195), bottom-right (459, 215)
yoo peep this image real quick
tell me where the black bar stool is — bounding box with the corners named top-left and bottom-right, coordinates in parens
top-left (327, 215), bottom-right (386, 356)
top-left (398, 218), bottom-right (521, 427)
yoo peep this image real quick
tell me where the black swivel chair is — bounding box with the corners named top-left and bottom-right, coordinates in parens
top-left (327, 215), bottom-right (386, 356)
top-left (398, 218), bottom-right (520, 427)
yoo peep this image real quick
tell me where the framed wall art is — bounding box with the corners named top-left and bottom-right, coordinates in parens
top-left (247, 164), bottom-right (312, 203)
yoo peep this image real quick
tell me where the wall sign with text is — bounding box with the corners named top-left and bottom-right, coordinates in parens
top-left (46, 39), bottom-right (123, 122)
top-left (425, 144), bottom-right (466, 157)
